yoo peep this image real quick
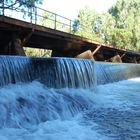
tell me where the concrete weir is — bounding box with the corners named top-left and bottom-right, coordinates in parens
top-left (0, 56), bottom-right (140, 88)
top-left (95, 62), bottom-right (140, 85)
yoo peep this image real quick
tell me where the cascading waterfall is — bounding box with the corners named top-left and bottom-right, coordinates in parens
top-left (0, 56), bottom-right (140, 140)
top-left (0, 56), bottom-right (96, 88)
top-left (0, 56), bottom-right (96, 129)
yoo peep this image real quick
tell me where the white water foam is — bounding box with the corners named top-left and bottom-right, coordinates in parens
top-left (0, 78), bottom-right (140, 140)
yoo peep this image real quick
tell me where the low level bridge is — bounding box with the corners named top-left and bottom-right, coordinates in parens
top-left (0, 4), bottom-right (140, 63)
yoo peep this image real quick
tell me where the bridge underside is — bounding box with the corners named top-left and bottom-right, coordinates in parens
top-left (0, 16), bottom-right (140, 63)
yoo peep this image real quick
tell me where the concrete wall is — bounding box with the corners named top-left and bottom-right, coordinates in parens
top-left (95, 62), bottom-right (140, 85)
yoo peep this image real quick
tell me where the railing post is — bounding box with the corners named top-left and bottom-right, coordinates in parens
top-left (30, 8), bottom-right (32, 23)
top-left (35, 7), bottom-right (37, 24)
top-left (54, 13), bottom-right (56, 29)
top-left (70, 20), bottom-right (72, 33)
top-left (2, 0), bottom-right (4, 16)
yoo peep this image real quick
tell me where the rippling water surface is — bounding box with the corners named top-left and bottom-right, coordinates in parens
top-left (0, 77), bottom-right (140, 140)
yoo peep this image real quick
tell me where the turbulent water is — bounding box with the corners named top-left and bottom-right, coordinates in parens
top-left (0, 77), bottom-right (140, 140)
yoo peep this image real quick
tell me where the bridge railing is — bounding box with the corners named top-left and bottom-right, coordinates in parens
top-left (0, 2), bottom-right (89, 34)
top-left (36, 7), bottom-right (74, 33)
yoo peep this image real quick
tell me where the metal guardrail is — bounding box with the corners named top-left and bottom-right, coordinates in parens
top-left (0, 2), bottom-right (87, 34)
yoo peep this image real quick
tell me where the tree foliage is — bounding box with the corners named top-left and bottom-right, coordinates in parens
top-left (0, 0), bottom-right (42, 8)
top-left (72, 0), bottom-right (140, 51)
top-left (24, 47), bottom-right (52, 57)
top-left (108, 28), bottom-right (132, 49)
top-left (72, 6), bottom-right (104, 43)
top-left (109, 0), bottom-right (140, 50)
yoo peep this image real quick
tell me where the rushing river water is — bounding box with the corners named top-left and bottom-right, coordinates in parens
top-left (0, 77), bottom-right (140, 140)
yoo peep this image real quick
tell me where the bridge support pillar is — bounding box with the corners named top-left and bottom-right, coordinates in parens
top-left (13, 38), bottom-right (26, 56)
top-left (8, 33), bottom-right (26, 56)
top-left (75, 50), bottom-right (95, 61)
top-left (109, 54), bottom-right (122, 63)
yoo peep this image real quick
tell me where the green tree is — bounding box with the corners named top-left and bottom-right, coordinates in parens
top-left (100, 12), bottom-right (116, 44)
top-left (108, 28), bottom-right (132, 49)
top-left (72, 6), bottom-right (104, 43)
top-left (24, 47), bottom-right (52, 57)
top-left (109, 0), bottom-right (140, 50)
top-left (0, 0), bottom-right (43, 18)
top-left (0, 0), bottom-right (42, 9)
top-left (73, 1), bottom-right (140, 51)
